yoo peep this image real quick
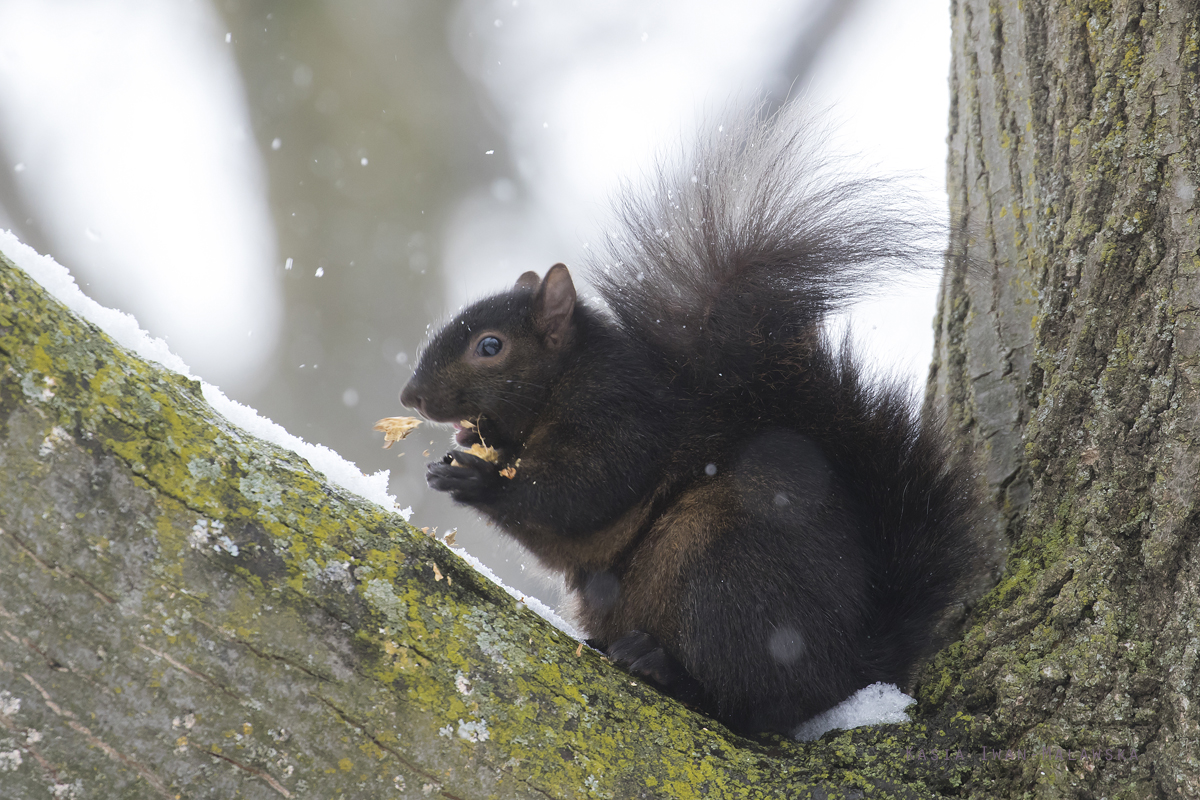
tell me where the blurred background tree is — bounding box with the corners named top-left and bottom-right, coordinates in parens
top-left (0, 0), bottom-right (948, 607)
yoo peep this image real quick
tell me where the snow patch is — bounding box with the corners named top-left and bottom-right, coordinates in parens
top-left (792, 682), bottom-right (915, 741)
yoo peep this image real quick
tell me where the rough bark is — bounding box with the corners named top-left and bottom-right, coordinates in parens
top-left (927, 0), bottom-right (1200, 796)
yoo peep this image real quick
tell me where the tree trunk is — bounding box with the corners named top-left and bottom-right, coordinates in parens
top-left (927, 0), bottom-right (1200, 796)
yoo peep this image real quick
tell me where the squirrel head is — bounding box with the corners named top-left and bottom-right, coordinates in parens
top-left (400, 263), bottom-right (578, 452)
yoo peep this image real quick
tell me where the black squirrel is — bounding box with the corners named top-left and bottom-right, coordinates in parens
top-left (400, 108), bottom-right (982, 735)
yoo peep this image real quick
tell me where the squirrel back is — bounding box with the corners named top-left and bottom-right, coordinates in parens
top-left (401, 107), bottom-right (982, 736)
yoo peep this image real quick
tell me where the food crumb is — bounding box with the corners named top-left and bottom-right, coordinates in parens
top-left (453, 443), bottom-right (501, 465)
top-left (373, 416), bottom-right (422, 448)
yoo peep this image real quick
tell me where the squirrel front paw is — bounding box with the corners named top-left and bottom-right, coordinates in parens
top-left (427, 450), bottom-right (502, 503)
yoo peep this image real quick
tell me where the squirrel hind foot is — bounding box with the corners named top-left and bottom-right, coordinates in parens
top-left (607, 630), bottom-right (704, 706)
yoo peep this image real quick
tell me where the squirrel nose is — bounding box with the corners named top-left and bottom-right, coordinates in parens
top-left (399, 382), bottom-right (425, 416)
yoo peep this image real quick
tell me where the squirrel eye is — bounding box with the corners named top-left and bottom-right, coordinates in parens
top-left (476, 336), bottom-right (503, 357)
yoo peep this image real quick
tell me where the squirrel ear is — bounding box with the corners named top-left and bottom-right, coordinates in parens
top-left (515, 271), bottom-right (540, 292)
top-left (533, 263), bottom-right (576, 347)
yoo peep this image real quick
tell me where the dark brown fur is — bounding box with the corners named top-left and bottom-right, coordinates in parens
top-left (401, 107), bottom-right (982, 735)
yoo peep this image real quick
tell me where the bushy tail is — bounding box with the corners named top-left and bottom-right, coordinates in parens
top-left (590, 105), bottom-right (939, 388)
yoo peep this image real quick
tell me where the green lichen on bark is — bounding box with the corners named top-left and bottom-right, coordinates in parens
top-left (0, 253), bottom-right (1006, 798)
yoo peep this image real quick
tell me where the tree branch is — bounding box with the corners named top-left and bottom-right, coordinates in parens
top-left (0, 251), bottom-right (977, 799)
